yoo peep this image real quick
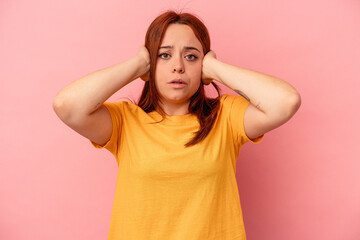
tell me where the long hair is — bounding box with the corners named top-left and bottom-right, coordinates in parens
top-left (138, 10), bottom-right (221, 147)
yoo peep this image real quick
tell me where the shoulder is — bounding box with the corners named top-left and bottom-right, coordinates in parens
top-left (103, 100), bottom-right (140, 114)
top-left (104, 100), bottom-right (158, 123)
top-left (219, 93), bottom-right (248, 103)
top-left (219, 94), bottom-right (250, 113)
top-left (218, 94), bottom-right (263, 144)
top-left (215, 94), bottom-right (250, 129)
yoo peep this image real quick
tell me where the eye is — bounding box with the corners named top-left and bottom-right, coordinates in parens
top-left (158, 53), bottom-right (171, 59)
top-left (185, 54), bottom-right (198, 61)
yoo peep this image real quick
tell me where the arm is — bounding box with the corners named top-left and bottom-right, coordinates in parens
top-left (202, 51), bottom-right (301, 140)
top-left (53, 46), bottom-right (150, 146)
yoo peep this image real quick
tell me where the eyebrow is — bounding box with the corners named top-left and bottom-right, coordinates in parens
top-left (159, 45), bottom-right (201, 53)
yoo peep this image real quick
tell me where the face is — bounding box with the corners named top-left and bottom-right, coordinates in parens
top-left (155, 23), bottom-right (204, 109)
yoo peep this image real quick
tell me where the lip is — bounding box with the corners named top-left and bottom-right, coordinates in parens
top-left (168, 78), bottom-right (187, 88)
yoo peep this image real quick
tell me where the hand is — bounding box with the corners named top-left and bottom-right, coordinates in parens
top-left (202, 50), bottom-right (217, 85)
top-left (136, 45), bottom-right (150, 81)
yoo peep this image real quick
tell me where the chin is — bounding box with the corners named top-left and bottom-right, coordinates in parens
top-left (165, 95), bottom-right (191, 104)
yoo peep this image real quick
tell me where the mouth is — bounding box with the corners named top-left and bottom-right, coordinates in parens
top-left (168, 78), bottom-right (187, 88)
top-left (169, 79), bottom-right (187, 85)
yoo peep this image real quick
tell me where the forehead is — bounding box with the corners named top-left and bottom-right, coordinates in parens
top-left (160, 24), bottom-right (203, 51)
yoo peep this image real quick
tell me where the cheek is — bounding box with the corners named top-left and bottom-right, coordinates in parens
top-left (154, 64), bottom-right (165, 84)
top-left (190, 63), bottom-right (202, 81)
top-left (189, 68), bottom-right (202, 90)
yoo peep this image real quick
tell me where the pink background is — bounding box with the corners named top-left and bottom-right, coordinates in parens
top-left (1, 0), bottom-right (359, 239)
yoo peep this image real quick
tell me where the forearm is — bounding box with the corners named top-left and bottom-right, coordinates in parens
top-left (206, 58), bottom-right (301, 117)
top-left (53, 56), bottom-right (148, 116)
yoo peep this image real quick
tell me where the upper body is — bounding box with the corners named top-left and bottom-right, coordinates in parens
top-left (52, 10), bottom-right (301, 240)
top-left (91, 94), bottom-right (262, 239)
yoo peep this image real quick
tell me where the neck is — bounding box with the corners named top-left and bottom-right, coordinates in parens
top-left (158, 100), bottom-right (190, 116)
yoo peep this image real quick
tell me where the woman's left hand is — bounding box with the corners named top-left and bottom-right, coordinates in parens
top-left (202, 50), bottom-right (217, 85)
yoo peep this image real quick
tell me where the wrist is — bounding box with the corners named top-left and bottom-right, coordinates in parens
top-left (205, 57), bottom-right (223, 84)
top-left (133, 56), bottom-right (150, 80)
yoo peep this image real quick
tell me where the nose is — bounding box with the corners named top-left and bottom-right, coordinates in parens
top-left (172, 56), bottom-right (184, 73)
top-left (173, 66), bottom-right (184, 73)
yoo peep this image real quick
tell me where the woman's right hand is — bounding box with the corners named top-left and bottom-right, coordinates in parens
top-left (136, 45), bottom-right (150, 81)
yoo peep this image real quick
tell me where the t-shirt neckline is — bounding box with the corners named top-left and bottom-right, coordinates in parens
top-left (148, 111), bottom-right (196, 125)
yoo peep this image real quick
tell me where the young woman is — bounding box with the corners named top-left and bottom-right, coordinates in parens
top-left (53, 10), bottom-right (301, 240)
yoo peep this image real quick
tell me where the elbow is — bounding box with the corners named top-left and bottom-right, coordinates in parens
top-left (283, 91), bottom-right (301, 119)
top-left (52, 95), bottom-right (72, 122)
top-left (290, 91), bottom-right (301, 113)
top-left (52, 95), bottom-right (63, 113)
top-left (53, 94), bottom-right (90, 127)
top-left (263, 90), bottom-right (301, 128)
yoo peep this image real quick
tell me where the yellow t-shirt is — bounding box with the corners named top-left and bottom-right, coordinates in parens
top-left (91, 94), bottom-right (263, 240)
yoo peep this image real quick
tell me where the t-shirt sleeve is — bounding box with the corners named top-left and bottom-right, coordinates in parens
top-left (221, 94), bottom-right (264, 146)
top-left (90, 101), bottom-right (123, 156)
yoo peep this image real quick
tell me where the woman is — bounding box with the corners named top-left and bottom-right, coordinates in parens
top-left (53, 10), bottom-right (301, 240)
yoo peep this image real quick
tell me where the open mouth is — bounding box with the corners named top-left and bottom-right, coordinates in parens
top-left (169, 79), bottom-right (186, 85)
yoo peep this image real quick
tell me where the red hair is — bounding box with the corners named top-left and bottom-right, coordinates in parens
top-left (138, 10), bottom-right (221, 147)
